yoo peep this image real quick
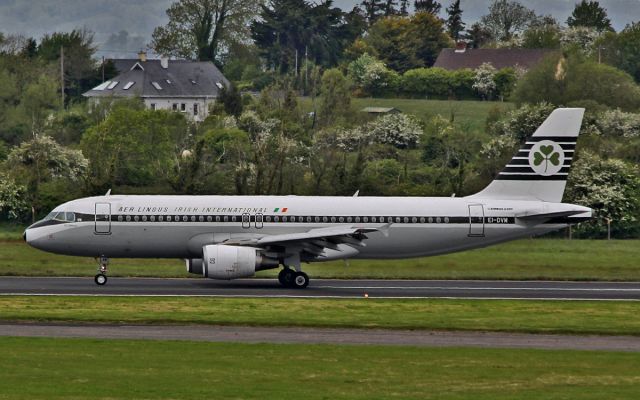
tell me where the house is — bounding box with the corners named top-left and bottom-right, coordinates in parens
top-left (83, 52), bottom-right (229, 122)
top-left (433, 46), bottom-right (556, 71)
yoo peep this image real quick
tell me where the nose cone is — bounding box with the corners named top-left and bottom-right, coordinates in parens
top-left (23, 230), bottom-right (27, 242)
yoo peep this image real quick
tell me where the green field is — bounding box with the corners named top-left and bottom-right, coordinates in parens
top-left (0, 337), bottom-right (638, 399)
top-left (2, 296), bottom-right (639, 335)
top-left (2, 238), bottom-right (639, 281)
top-left (299, 97), bottom-right (514, 132)
top-left (351, 98), bottom-right (513, 131)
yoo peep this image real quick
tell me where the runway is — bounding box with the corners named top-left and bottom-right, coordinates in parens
top-left (2, 323), bottom-right (640, 351)
top-left (1, 277), bottom-right (640, 300)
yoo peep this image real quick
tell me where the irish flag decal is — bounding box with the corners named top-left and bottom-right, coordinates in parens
top-left (273, 207), bottom-right (288, 213)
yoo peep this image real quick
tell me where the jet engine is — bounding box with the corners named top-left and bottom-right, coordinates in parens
top-left (188, 245), bottom-right (279, 280)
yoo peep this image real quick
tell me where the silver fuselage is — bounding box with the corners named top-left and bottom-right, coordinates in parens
top-left (25, 195), bottom-right (591, 261)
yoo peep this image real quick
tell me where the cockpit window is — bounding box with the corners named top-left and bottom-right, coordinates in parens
top-left (44, 211), bottom-right (75, 222)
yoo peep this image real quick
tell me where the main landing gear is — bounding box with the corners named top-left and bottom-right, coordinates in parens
top-left (94, 256), bottom-right (109, 286)
top-left (278, 268), bottom-right (309, 289)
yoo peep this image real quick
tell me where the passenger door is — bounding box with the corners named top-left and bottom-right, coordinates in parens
top-left (95, 203), bottom-right (111, 235)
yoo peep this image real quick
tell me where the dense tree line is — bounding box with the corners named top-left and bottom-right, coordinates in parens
top-left (1, 0), bottom-right (639, 238)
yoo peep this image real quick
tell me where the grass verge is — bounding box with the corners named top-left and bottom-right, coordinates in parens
top-left (1, 239), bottom-right (639, 281)
top-left (1, 297), bottom-right (639, 335)
top-left (0, 337), bottom-right (638, 400)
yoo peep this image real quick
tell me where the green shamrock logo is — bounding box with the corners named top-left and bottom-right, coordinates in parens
top-left (533, 144), bottom-right (560, 173)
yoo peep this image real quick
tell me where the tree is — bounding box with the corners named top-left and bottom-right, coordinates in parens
top-left (318, 69), bottom-right (352, 127)
top-left (38, 29), bottom-right (98, 101)
top-left (152, 0), bottom-right (261, 63)
top-left (512, 55), bottom-right (640, 111)
top-left (414, 0), bottom-right (441, 15)
top-left (360, 0), bottom-right (385, 25)
top-left (567, 0), bottom-right (612, 32)
top-left (522, 16), bottom-right (561, 48)
top-left (81, 107), bottom-right (188, 190)
top-left (599, 23), bottom-right (640, 82)
top-left (383, 0), bottom-right (398, 16)
top-left (252, 0), bottom-right (357, 73)
top-left (446, 0), bottom-right (465, 41)
top-left (0, 173), bottom-right (28, 221)
top-left (565, 152), bottom-right (640, 238)
top-left (5, 135), bottom-right (87, 218)
top-left (218, 84), bottom-right (243, 117)
top-left (348, 53), bottom-right (398, 96)
top-left (465, 22), bottom-right (492, 48)
top-left (480, 0), bottom-right (537, 42)
top-left (363, 13), bottom-right (453, 72)
top-left (472, 63), bottom-right (497, 100)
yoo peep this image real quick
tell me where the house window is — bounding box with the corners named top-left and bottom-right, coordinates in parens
top-left (181, 103), bottom-right (186, 112)
top-left (150, 103), bottom-right (156, 111)
top-left (172, 103), bottom-right (178, 111)
top-left (193, 103), bottom-right (198, 116)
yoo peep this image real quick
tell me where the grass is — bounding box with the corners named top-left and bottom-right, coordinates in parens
top-left (299, 97), bottom-right (513, 132)
top-left (1, 296), bottom-right (640, 335)
top-left (1, 337), bottom-right (639, 399)
top-left (351, 98), bottom-right (513, 131)
top-left (2, 238), bottom-right (639, 281)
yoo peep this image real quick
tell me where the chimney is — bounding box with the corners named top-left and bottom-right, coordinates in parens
top-left (454, 41), bottom-right (467, 53)
top-left (161, 57), bottom-right (169, 69)
top-left (138, 50), bottom-right (147, 62)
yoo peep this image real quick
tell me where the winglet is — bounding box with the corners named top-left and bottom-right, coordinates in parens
top-left (353, 190), bottom-right (360, 197)
top-left (105, 189), bottom-right (111, 196)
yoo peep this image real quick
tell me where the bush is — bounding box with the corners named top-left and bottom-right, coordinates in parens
top-left (401, 68), bottom-right (451, 98)
top-left (513, 55), bottom-right (640, 110)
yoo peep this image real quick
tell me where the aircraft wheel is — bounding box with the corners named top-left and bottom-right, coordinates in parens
top-left (292, 271), bottom-right (309, 289)
top-left (278, 268), bottom-right (295, 287)
top-left (94, 273), bottom-right (108, 286)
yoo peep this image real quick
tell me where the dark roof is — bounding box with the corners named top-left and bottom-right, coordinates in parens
top-left (83, 59), bottom-right (229, 98)
top-left (433, 48), bottom-right (556, 71)
top-left (361, 107), bottom-right (401, 114)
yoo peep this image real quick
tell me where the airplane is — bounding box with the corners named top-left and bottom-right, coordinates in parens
top-left (24, 108), bottom-right (591, 289)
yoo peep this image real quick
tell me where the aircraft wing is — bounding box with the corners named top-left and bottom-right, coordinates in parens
top-left (223, 224), bottom-right (390, 259)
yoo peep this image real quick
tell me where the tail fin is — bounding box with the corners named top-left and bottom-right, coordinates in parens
top-left (470, 108), bottom-right (584, 203)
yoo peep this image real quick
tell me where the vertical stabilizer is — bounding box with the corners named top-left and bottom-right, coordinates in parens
top-left (470, 108), bottom-right (584, 203)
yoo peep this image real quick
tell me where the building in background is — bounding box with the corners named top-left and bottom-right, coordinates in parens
top-left (434, 45), bottom-right (555, 71)
top-left (83, 52), bottom-right (229, 122)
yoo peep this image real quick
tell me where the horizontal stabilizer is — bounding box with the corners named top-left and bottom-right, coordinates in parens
top-left (516, 210), bottom-right (586, 220)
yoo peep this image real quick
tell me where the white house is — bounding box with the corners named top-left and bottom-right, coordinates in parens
top-left (83, 52), bottom-right (229, 122)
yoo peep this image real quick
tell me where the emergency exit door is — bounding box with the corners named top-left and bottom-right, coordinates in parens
top-left (468, 204), bottom-right (485, 237)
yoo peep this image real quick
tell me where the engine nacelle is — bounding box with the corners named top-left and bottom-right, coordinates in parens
top-left (202, 245), bottom-right (278, 280)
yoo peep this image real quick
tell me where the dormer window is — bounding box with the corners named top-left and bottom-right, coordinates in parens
top-left (216, 82), bottom-right (224, 89)
top-left (107, 81), bottom-right (119, 90)
top-left (123, 82), bottom-right (135, 90)
top-left (151, 81), bottom-right (162, 90)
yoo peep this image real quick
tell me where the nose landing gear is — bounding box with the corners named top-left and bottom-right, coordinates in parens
top-left (94, 256), bottom-right (109, 286)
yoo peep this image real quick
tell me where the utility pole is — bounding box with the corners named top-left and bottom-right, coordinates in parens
top-left (295, 49), bottom-right (298, 77)
top-left (102, 56), bottom-right (105, 82)
top-left (304, 46), bottom-right (308, 92)
top-left (60, 46), bottom-right (65, 108)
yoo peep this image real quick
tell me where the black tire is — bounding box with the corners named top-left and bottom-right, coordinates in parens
top-left (94, 273), bottom-right (107, 286)
top-left (292, 271), bottom-right (309, 289)
top-left (278, 268), bottom-right (295, 287)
